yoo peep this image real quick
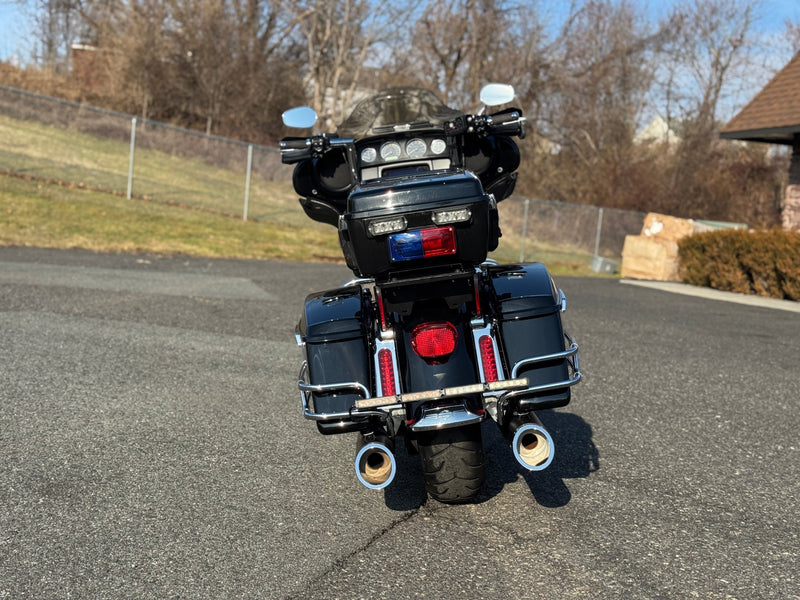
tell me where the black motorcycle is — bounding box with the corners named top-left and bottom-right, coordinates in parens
top-left (281, 85), bottom-right (580, 503)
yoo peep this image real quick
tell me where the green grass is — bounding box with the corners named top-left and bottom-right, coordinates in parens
top-left (0, 111), bottom-right (602, 275)
top-left (0, 113), bottom-right (321, 228)
top-left (0, 174), bottom-right (342, 261)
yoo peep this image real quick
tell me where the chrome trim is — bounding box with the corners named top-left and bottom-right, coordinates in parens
top-left (297, 362), bottom-right (400, 422)
top-left (409, 403), bottom-right (485, 432)
top-left (512, 422), bottom-right (555, 471)
top-left (355, 440), bottom-right (397, 490)
top-left (470, 318), bottom-right (506, 389)
top-left (373, 335), bottom-right (401, 397)
top-left (341, 277), bottom-right (375, 288)
top-left (500, 332), bottom-right (582, 404)
top-left (559, 288), bottom-right (567, 312)
top-left (510, 334), bottom-right (579, 379)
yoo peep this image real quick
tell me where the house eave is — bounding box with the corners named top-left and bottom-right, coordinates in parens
top-left (719, 125), bottom-right (800, 145)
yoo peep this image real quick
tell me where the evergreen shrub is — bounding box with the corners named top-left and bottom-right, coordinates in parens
top-left (678, 229), bottom-right (800, 301)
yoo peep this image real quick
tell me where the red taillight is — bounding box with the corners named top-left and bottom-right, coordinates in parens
top-left (378, 348), bottom-right (396, 396)
top-left (411, 322), bottom-right (458, 360)
top-left (421, 227), bottom-right (456, 257)
top-left (479, 335), bottom-right (499, 382)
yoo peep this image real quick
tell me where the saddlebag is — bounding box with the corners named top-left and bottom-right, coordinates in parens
top-left (297, 286), bottom-right (372, 434)
top-left (488, 263), bottom-right (574, 410)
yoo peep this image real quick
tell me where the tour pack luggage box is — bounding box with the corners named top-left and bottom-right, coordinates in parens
top-left (340, 170), bottom-right (498, 279)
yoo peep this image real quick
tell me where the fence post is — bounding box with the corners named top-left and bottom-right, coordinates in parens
top-left (593, 207), bottom-right (604, 257)
top-left (127, 117), bottom-right (137, 200)
top-left (243, 144), bottom-right (253, 221)
top-left (519, 197), bottom-right (530, 262)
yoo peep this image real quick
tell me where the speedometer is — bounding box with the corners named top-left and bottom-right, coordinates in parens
top-left (405, 138), bottom-right (427, 158)
top-left (380, 141), bottom-right (402, 161)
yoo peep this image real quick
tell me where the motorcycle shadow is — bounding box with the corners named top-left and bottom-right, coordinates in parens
top-left (382, 411), bottom-right (599, 510)
top-left (482, 410), bottom-right (600, 508)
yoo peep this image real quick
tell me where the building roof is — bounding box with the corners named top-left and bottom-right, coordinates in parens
top-left (720, 52), bottom-right (800, 145)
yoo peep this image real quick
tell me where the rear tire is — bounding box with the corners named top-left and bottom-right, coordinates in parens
top-left (418, 424), bottom-right (485, 503)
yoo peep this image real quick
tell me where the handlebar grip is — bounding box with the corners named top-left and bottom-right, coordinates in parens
top-left (488, 111), bottom-right (521, 126)
top-left (280, 137), bottom-right (310, 151)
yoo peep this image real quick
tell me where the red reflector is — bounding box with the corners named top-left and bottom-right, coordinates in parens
top-left (421, 226), bottom-right (456, 257)
top-left (412, 322), bottom-right (458, 359)
top-left (479, 335), bottom-right (499, 382)
top-left (378, 348), bottom-right (396, 396)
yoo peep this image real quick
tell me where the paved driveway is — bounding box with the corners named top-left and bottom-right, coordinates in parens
top-left (1, 247), bottom-right (797, 599)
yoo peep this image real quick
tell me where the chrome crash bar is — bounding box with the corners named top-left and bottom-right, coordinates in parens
top-left (297, 361), bottom-right (400, 422)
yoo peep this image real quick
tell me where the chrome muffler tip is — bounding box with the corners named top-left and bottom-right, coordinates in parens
top-left (355, 440), bottom-right (397, 490)
top-left (512, 422), bottom-right (554, 471)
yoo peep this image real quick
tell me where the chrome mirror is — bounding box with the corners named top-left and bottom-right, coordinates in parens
top-left (480, 83), bottom-right (515, 107)
top-left (282, 106), bottom-right (317, 129)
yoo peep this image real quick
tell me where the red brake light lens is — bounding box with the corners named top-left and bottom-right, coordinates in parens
top-left (478, 335), bottom-right (499, 382)
top-left (411, 322), bottom-right (458, 359)
top-left (377, 348), bottom-right (396, 396)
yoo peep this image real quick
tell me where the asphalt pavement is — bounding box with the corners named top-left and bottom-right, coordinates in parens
top-left (1, 247), bottom-right (798, 599)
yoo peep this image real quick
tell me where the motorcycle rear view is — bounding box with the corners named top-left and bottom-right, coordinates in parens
top-left (283, 84), bottom-right (581, 503)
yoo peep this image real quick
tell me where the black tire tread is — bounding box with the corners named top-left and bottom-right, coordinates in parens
top-left (418, 424), bottom-right (485, 503)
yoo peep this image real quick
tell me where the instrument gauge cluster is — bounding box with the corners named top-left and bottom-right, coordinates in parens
top-left (359, 137), bottom-right (449, 166)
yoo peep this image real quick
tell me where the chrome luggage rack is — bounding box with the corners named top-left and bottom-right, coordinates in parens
top-left (297, 332), bottom-right (581, 418)
top-left (500, 332), bottom-right (581, 409)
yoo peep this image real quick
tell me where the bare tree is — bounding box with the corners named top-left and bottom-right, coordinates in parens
top-left (659, 0), bottom-right (759, 217)
top-left (406, 0), bottom-right (519, 107)
top-left (287, 0), bottom-right (419, 128)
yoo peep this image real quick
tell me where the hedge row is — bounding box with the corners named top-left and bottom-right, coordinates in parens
top-left (678, 229), bottom-right (800, 301)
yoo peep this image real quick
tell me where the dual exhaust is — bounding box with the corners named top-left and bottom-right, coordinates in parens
top-left (506, 414), bottom-right (555, 471)
top-left (355, 433), bottom-right (396, 490)
top-left (353, 414), bottom-right (554, 490)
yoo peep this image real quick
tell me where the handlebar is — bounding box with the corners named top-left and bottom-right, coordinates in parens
top-left (445, 110), bottom-right (524, 138)
top-left (280, 137), bottom-right (310, 151)
top-left (280, 134), bottom-right (357, 164)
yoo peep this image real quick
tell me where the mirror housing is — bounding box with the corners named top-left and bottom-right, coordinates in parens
top-left (282, 106), bottom-right (318, 129)
top-left (480, 84), bottom-right (515, 107)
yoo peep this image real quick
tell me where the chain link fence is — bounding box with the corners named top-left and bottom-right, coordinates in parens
top-left (495, 196), bottom-right (645, 270)
top-left (1, 83), bottom-right (647, 269)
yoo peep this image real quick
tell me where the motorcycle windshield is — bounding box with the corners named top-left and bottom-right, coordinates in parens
top-left (337, 88), bottom-right (461, 138)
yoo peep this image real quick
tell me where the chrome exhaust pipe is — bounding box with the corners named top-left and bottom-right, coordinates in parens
top-left (507, 414), bottom-right (555, 471)
top-left (354, 433), bottom-right (396, 490)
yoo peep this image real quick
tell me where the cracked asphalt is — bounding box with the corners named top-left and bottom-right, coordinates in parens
top-left (1, 247), bottom-right (798, 599)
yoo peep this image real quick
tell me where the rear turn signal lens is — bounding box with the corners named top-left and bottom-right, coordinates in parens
top-left (478, 335), bottom-right (499, 382)
top-left (388, 226), bottom-right (456, 262)
top-left (411, 322), bottom-right (458, 360)
top-left (377, 348), bottom-right (396, 396)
